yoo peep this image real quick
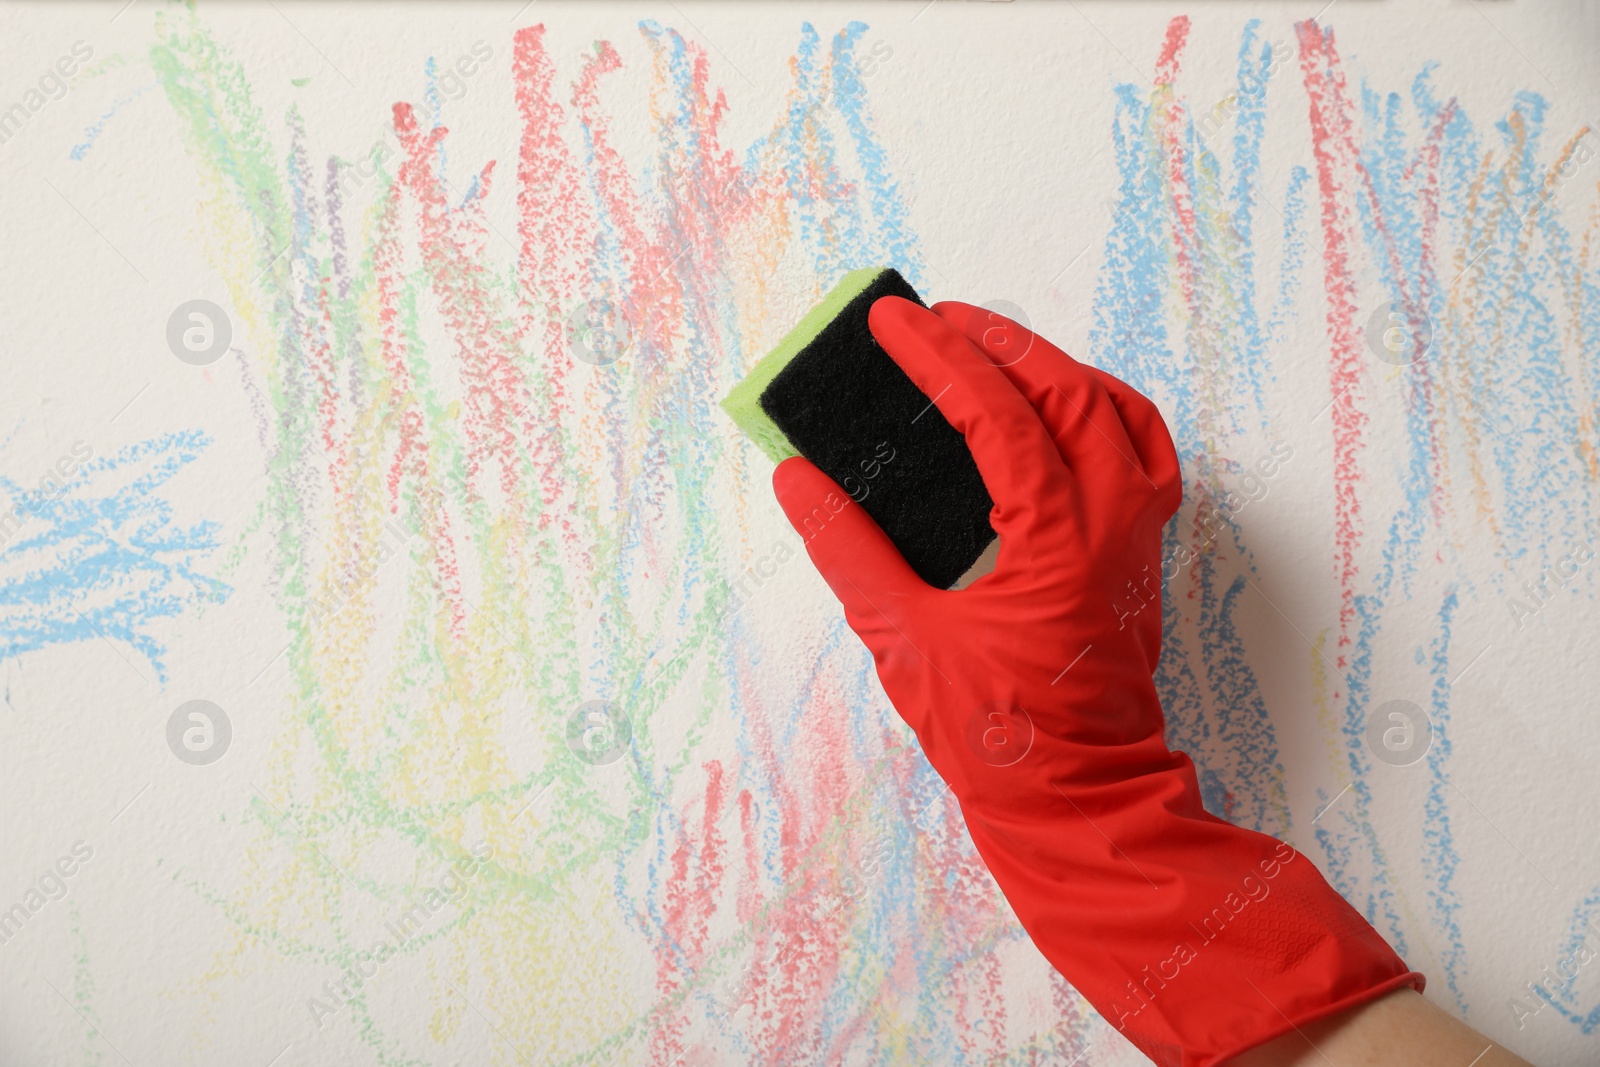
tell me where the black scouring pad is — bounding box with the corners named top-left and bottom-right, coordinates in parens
top-left (721, 267), bottom-right (997, 589)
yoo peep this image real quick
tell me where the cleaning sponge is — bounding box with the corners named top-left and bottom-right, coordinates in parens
top-left (722, 267), bottom-right (997, 589)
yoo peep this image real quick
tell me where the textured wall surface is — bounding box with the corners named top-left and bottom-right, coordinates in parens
top-left (2, 2), bottom-right (1598, 1064)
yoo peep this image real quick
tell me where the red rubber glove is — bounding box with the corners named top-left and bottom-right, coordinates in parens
top-left (772, 297), bottom-right (1422, 1067)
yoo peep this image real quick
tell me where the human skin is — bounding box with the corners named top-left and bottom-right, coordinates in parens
top-left (935, 339), bottom-right (1515, 1067)
top-left (1229, 989), bottom-right (1534, 1066)
top-left (784, 298), bottom-right (1520, 1064)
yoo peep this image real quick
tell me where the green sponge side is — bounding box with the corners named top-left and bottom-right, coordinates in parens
top-left (721, 267), bottom-right (888, 463)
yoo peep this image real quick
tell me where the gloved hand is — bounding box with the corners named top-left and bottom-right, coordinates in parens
top-left (771, 297), bottom-right (1422, 1067)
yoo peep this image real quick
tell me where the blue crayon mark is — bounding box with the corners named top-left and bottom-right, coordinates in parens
top-left (1099, 21), bottom-right (1600, 1036)
top-left (69, 84), bottom-right (156, 161)
top-left (0, 431), bottom-right (231, 683)
top-left (1422, 586), bottom-right (1465, 1009)
top-left (829, 23), bottom-right (919, 287)
top-left (1534, 887), bottom-right (1600, 1033)
top-left (1099, 26), bottom-right (1293, 843)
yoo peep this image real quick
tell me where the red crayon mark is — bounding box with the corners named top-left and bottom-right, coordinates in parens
top-left (1296, 20), bottom-right (1369, 671)
top-left (651, 760), bottom-right (729, 1065)
top-left (1157, 18), bottom-right (1202, 322)
top-left (368, 138), bottom-right (468, 641)
top-left (514, 25), bottom-right (593, 530)
top-left (736, 787), bottom-right (761, 929)
top-left (1315, 43), bottom-right (1457, 532)
top-left (392, 104), bottom-right (528, 513)
top-left (1154, 14), bottom-right (1189, 85)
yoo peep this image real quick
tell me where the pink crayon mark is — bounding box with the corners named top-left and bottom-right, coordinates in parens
top-left (1151, 18), bottom-right (1239, 472)
top-left (707, 656), bottom-right (869, 1062)
top-left (392, 104), bottom-right (529, 513)
top-left (572, 40), bottom-right (678, 327)
top-left (1154, 18), bottom-right (1230, 457)
top-left (651, 760), bottom-right (729, 1066)
top-left (735, 788), bottom-right (761, 928)
top-left (1156, 18), bottom-right (1200, 306)
top-left (1047, 968), bottom-right (1095, 1065)
top-left (570, 40), bottom-right (680, 528)
top-left (1297, 21), bottom-right (1370, 672)
top-left (1295, 21), bottom-right (1462, 640)
top-left (371, 179), bottom-right (425, 511)
top-left (1310, 34), bottom-right (1458, 533)
top-left (366, 106), bottom-right (470, 641)
top-left (514, 25), bottom-right (591, 530)
top-left (1153, 13), bottom-right (1188, 85)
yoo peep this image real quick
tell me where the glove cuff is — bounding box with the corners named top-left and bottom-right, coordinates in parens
top-left (1104, 853), bottom-right (1424, 1065)
top-left (961, 805), bottom-right (1423, 1067)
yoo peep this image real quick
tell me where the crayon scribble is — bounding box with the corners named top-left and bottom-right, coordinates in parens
top-left (1097, 13), bottom-right (1600, 1037)
top-left (114, 6), bottom-right (1600, 1064)
top-left (0, 430), bottom-right (229, 684)
top-left (147, 9), bottom-right (1092, 1065)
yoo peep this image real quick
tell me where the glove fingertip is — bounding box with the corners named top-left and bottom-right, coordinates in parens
top-left (771, 455), bottom-right (827, 522)
top-left (771, 456), bottom-right (925, 601)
